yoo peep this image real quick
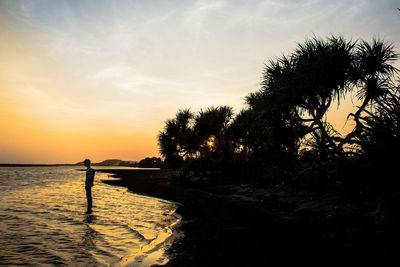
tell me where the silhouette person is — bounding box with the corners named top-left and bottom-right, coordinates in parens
top-left (84, 159), bottom-right (95, 213)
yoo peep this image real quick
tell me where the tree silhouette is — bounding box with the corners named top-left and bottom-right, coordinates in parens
top-left (158, 109), bottom-right (194, 168)
top-left (158, 35), bottom-right (399, 190)
top-left (243, 36), bottom-right (355, 159)
top-left (158, 106), bottom-right (235, 169)
top-left (193, 106), bottom-right (234, 157)
top-left (339, 39), bottom-right (399, 151)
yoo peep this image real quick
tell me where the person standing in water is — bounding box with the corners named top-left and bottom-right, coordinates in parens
top-left (84, 159), bottom-right (95, 213)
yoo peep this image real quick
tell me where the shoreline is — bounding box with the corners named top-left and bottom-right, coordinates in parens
top-left (98, 169), bottom-right (397, 266)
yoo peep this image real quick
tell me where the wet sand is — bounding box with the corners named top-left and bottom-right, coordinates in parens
top-left (99, 169), bottom-right (397, 267)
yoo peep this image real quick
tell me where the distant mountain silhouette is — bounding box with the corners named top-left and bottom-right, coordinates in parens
top-left (75, 159), bottom-right (138, 167)
top-left (95, 159), bottom-right (137, 166)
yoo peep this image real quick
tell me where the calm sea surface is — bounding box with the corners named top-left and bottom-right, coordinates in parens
top-left (0, 166), bottom-right (180, 266)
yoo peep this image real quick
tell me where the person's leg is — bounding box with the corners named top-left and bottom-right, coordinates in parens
top-left (86, 187), bottom-right (92, 212)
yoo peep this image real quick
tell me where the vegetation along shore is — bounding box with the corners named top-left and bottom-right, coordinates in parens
top-left (99, 169), bottom-right (398, 266)
top-left (102, 35), bottom-right (400, 266)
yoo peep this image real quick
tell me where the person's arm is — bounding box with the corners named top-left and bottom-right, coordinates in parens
top-left (90, 169), bottom-right (95, 187)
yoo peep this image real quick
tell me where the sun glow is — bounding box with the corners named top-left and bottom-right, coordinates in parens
top-left (1, 0), bottom-right (399, 164)
top-left (207, 141), bottom-right (214, 148)
top-left (206, 136), bottom-right (216, 151)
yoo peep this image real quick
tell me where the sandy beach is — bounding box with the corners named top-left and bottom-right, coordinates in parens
top-left (98, 169), bottom-right (398, 267)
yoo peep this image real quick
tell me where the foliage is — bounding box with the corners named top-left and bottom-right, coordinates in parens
top-left (158, 35), bottom-right (400, 191)
top-left (138, 157), bottom-right (163, 168)
top-left (158, 106), bottom-right (235, 171)
top-left (158, 109), bottom-right (194, 168)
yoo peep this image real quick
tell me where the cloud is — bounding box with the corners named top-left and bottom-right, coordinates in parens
top-left (1, 0), bottom-right (400, 163)
top-left (183, 0), bottom-right (226, 49)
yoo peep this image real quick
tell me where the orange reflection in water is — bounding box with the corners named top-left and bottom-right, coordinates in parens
top-left (0, 167), bottom-right (180, 266)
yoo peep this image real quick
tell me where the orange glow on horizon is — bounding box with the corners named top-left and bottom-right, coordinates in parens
top-left (0, 30), bottom-right (161, 164)
top-left (1, 1), bottom-right (398, 164)
top-left (0, 106), bottom-right (159, 164)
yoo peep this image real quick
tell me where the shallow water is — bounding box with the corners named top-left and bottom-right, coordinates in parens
top-left (0, 166), bottom-right (180, 266)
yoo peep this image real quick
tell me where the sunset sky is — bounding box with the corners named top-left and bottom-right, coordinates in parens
top-left (1, 0), bottom-right (399, 164)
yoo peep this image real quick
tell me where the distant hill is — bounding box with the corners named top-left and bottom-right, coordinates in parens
top-left (1, 158), bottom-right (161, 168)
top-left (75, 159), bottom-right (138, 167)
top-left (94, 159), bottom-right (138, 167)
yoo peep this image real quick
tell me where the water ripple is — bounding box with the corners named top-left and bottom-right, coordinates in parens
top-left (0, 166), bottom-right (180, 266)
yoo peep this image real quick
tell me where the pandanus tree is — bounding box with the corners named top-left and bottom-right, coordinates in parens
top-left (192, 106), bottom-right (234, 157)
top-left (245, 36), bottom-right (399, 161)
top-left (229, 108), bottom-right (260, 155)
top-left (292, 36), bottom-right (354, 158)
top-left (356, 81), bottom-right (400, 155)
top-left (158, 106), bottom-right (235, 168)
top-left (158, 109), bottom-right (194, 167)
top-left (245, 36), bottom-right (355, 159)
top-left (239, 54), bottom-right (311, 158)
top-left (158, 35), bottom-right (399, 186)
top-left (339, 39), bottom-right (399, 151)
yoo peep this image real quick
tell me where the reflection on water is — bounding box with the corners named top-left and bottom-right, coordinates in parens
top-left (0, 167), bottom-right (180, 266)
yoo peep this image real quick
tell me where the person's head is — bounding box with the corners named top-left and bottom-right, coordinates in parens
top-left (83, 159), bottom-right (91, 167)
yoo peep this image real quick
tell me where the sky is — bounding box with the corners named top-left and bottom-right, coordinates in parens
top-left (1, 0), bottom-right (399, 164)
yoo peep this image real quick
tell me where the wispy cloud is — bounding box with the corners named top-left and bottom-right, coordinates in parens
top-left (183, 0), bottom-right (226, 49)
top-left (1, 0), bottom-right (399, 162)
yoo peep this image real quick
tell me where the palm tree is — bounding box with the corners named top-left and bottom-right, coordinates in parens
top-left (192, 106), bottom-right (234, 156)
top-left (248, 36), bottom-right (354, 158)
top-left (357, 82), bottom-right (400, 152)
top-left (339, 39), bottom-right (399, 151)
top-left (158, 109), bottom-right (194, 167)
top-left (292, 36), bottom-right (354, 157)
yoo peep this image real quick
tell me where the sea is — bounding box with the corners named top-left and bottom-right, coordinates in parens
top-left (0, 166), bottom-right (181, 266)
